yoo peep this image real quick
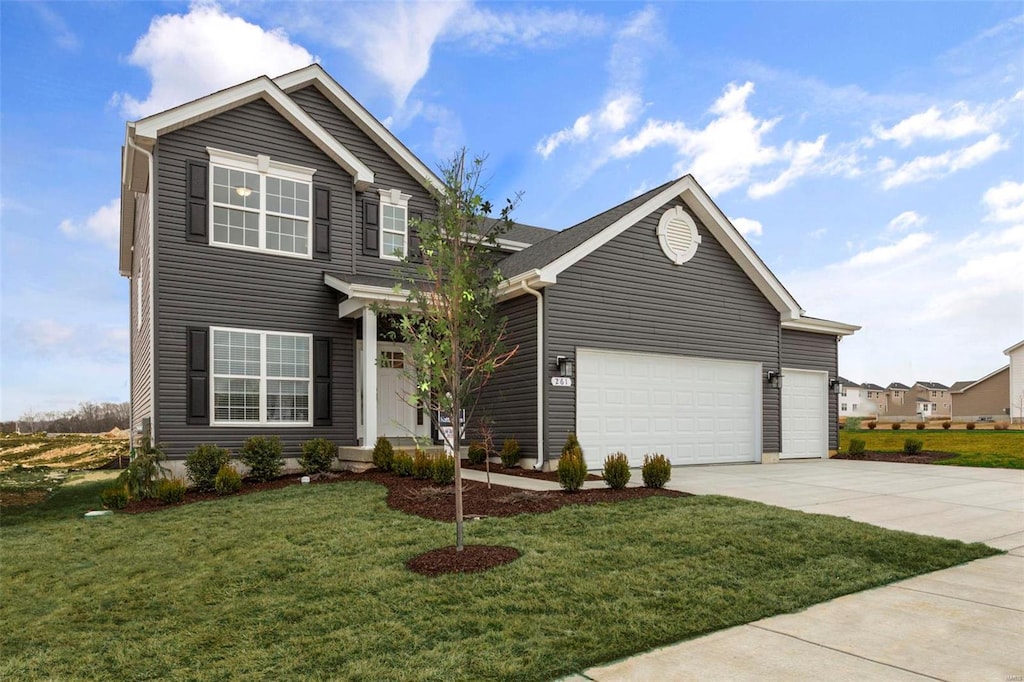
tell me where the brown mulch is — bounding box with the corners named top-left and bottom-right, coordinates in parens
top-left (119, 469), bottom-right (687, 520)
top-left (462, 461), bottom-right (601, 482)
top-left (406, 545), bottom-right (521, 576)
top-left (833, 451), bottom-right (958, 465)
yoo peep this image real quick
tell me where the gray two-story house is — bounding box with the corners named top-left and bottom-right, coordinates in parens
top-left (119, 64), bottom-right (857, 473)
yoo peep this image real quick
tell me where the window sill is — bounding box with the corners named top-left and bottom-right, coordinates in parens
top-left (208, 239), bottom-right (313, 261)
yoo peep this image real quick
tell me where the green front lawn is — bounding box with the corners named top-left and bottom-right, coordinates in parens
top-left (840, 430), bottom-right (1024, 469)
top-left (1, 481), bottom-right (996, 681)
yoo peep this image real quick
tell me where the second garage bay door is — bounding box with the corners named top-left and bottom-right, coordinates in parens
top-left (576, 348), bottom-right (761, 469)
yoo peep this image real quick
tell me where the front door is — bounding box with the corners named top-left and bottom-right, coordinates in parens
top-left (376, 343), bottom-right (417, 438)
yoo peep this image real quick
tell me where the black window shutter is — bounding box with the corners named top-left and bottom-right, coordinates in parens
top-left (186, 327), bottom-right (209, 424)
top-left (409, 212), bottom-right (422, 262)
top-left (313, 336), bottom-right (332, 426)
top-left (313, 185), bottom-right (331, 261)
top-left (362, 200), bottom-right (379, 256)
top-left (186, 161), bottom-right (208, 243)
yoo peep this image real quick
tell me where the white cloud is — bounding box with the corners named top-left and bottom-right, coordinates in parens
top-left (881, 133), bottom-right (1009, 189)
top-left (887, 210), bottom-right (926, 232)
top-left (983, 180), bottom-right (1024, 223)
top-left (732, 217), bottom-right (763, 238)
top-left (748, 135), bottom-right (830, 199)
top-left (59, 199), bottom-right (120, 249)
top-left (448, 5), bottom-right (606, 52)
top-left (845, 232), bottom-right (933, 267)
top-left (18, 319), bottom-right (75, 349)
top-left (873, 102), bottom-right (998, 147)
top-left (33, 4), bottom-right (79, 51)
top-left (114, 3), bottom-right (315, 119)
top-left (537, 94), bottom-right (641, 158)
top-left (808, 228), bottom-right (827, 239)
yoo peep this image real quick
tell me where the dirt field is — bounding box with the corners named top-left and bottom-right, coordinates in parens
top-left (0, 431), bottom-right (129, 472)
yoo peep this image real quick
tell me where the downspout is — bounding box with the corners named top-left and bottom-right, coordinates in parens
top-left (518, 281), bottom-right (545, 470)
top-left (126, 131), bottom-right (156, 445)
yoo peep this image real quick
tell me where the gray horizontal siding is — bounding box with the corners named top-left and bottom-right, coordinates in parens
top-left (289, 86), bottom-right (435, 280)
top-left (545, 199), bottom-right (782, 461)
top-left (473, 295), bottom-right (538, 461)
top-left (153, 98), bottom-right (357, 458)
top-left (130, 191), bottom-right (153, 433)
top-left (782, 328), bottom-right (839, 450)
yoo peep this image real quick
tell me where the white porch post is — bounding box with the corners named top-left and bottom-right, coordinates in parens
top-left (363, 309), bottom-right (378, 447)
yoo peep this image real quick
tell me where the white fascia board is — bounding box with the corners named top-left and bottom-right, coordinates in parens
top-left (496, 238), bottom-right (533, 252)
top-left (781, 317), bottom-right (860, 336)
top-left (323, 273), bottom-right (409, 303)
top-left (119, 189), bottom-right (135, 277)
top-left (1004, 339), bottom-right (1024, 355)
top-left (275, 65), bottom-right (446, 195)
top-left (536, 175), bottom-right (805, 319)
top-left (497, 270), bottom-right (556, 301)
top-left (952, 365), bottom-right (1010, 393)
top-left (133, 75), bottom-right (374, 190)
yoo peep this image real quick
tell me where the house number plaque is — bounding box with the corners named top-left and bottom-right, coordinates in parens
top-left (550, 377), bottom-right (573, 387)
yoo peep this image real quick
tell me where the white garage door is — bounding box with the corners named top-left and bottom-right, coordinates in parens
top-left (781, 368), bottom-right (828, 459)
top-left (576, 349), bottom-right (761, 469)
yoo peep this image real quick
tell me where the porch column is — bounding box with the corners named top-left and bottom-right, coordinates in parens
top-left (362, 309), bottom-right (378, 447)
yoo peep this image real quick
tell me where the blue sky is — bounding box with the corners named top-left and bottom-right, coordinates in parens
top-left (1, 1), bottom-right (1022, 420)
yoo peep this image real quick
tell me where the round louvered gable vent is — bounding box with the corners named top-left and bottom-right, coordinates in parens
top-left (657, 207), bottom-right (701, 265)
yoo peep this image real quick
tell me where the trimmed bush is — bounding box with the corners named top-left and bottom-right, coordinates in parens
top-left (891, 423), bottom-right (901, 430)
top-left (843, 417), bottom-right (862, 431)
top-left (500, 437), bottom-right (520, 467)
top-left (848, 438), bottom-right (866, 456)
top-left (557, 449), bottom-right (587, 493)
top-left (602, 452), bottom-right (631, 490)
top-left (966, 422), bottom-right (976, 430)
top-left (393, 450), bottom-right (414, 476)
top-left (100, 486), bottom-right (129, 509)
top-left (155, 478), bottom-right (186, 505)
top-left (184, 444), bottom-right (230, 492)
top-left (942, 421), bottom-right (951, 430)
top-left (412, 449), bottom-right (432, 479)
top-left (214, 464), bottom-right (242, 495)
top-left (866, 421), bottom-right (877, 430)
top-left (562, 432), bottom-right (583, 458)
top-left (904, 438), bottom-right (924, 455)
top-left (117, 440), bottom-right (168, 500)
top-left (641, 453), bottom-right (672, 489)
top-left (300, 438), bottom-right (335, 474)
top-left (430, 454), bottom-right (456, 485)
top-left (994, 422), bottom-right (1009, 431)
top-left (467, 441), bottom-right (487, 465)
top-left (239, 435), bottom-right (284, 482)
top-left (372, 436), bottom-right (394, 471)
top-left (916, 422), bottom-right (926, 430)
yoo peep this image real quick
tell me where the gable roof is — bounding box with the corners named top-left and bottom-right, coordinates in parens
top-left (951, 365), bottom-right (1009, 393)
top-left (949, 380), bottom-right (974, 392)
top-left (888, 382), bottom-right (911, 390)
top-left (862, 382), bottom-right (885, 391)
top-left (837, 376), bottom-right (862, 389)
top-left (915, 381), bottom-right (949, 390)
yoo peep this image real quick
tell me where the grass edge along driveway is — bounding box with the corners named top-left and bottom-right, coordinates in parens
top-left (839, 429), bottom-right (1024, 469)
top-left (1, 480), bottom-right (997, 681)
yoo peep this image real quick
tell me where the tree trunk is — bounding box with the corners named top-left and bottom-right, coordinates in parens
top-left (453, 396), bottom-right (464, 551)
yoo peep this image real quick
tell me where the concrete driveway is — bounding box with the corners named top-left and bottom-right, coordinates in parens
top-left (567, 460), bottom-right (1024, 681)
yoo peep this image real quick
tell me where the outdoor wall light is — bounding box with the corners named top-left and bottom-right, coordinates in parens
top-left (767, 370), bottom-right (783, 389)
top-left (556, 355), bottom-right (575, 378)
top-left (830, 379), bottom-right (843, 395)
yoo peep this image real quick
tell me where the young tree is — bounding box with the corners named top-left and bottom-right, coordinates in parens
top-left (391, 149), bottom-right (519, 551)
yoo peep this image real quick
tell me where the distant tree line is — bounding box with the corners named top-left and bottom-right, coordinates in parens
top-left (1, 402), bottom-right (130, 434)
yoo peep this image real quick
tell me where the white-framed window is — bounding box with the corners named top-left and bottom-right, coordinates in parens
top-left (210, 326), bottom-right (312, 426)
top-left (841, 403), bottom-right (848, 411)
top-left (852, 403), bottom-right (858, 410)
top-left (378, 188), bottom-right (411, 260)
top-left (208, 147), bottom-right (315, 259)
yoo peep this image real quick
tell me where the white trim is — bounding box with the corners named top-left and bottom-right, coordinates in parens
top-left (323, 273), bottom-right (410, 303)
top-left (132, 75), bottom-right (374, 190)
top-left (781, 317), bottom-right (860, 336)
top-left (207, 147), bottom-right (316, 183)
top-left (496, 269), bottom-right (557, 301)
top-left (951, 365), bottom-right (1010, 393)
top-left (1004, 340), bottom-right (1024, 355)
top-left (781, 367), bottom-right (829, 460)
top-left (657, 206), bottom-right (701, 265)
top-left (362, 311), bottom-right (378, 445)
top-left (209, 326), bottom-right (313, 427)
top-left (274, 65), bottom-right (446, 195)
top-left (378, 190), bottom-right (410, 261)
top-left (495, 238), bottom-right (533, 252)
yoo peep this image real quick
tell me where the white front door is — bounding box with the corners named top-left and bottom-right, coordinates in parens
top-left (377, 343), bottom-right (416, 438)
top-left (781, 368), bottom-right (828, 459)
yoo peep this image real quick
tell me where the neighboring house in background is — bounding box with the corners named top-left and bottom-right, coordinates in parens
top-left (882, 381), bottom-right (950, 419)
top-left (119, 64), bottom-right (858, 474)
top-left (884, 382), bottom-right (913, 417)
top-left (913, 381), bottom-right (951, 418)
top-left (836, 377), bottom-right (879, 417)
top-left (951, 366), bottom-right (1010, 421)
top-left (862, 383), bottom-right (887, 414)
top-left (1006, 340), bottom-right (1024, 423)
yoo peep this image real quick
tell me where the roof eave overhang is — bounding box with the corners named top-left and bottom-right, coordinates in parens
top-left (781, 317), bottom-right (861, 336)
top-left (497, 269), bottom-right (556, 301)
top-left (952, 364), bottom-right (1010, 393)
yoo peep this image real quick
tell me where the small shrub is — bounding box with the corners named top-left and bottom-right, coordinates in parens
top-left (848, 438), bottom-right (866, 456)
top-left (843, 417), bottom-right (862, 431)
top-left (430, 454), bottom-right (456, 485)
top-left (602, 452), bottom-right (631, 490)
top-left (412, 449), bottom-right (432, 479)
top-left (239, 435), bottom-right (284, 482)
top-left (214, 464), bottom-right (242, 495)
top-left (500, 437), bottom-right (520, 467)
top-left (994, 422), bottom-right (1009, 431)
top-left (467, 441), bottom-right (487, 465)
top-left (154, 478), bottom-right (186, 505)
top-left (184, 444), bottom-right (230, 492)
top-left (393, 450), bottom-right (414, 476)
top-left (300, 438), bottom-right (335, 474)
top-left (557, 448), bottom-right (587, 492)
top-left (904, 438), bottom-right (924, 455)
top-left (915, 422), bottom-right (926, 430)
top-left (117, 439), bottom-right (169, 500)
top-left (641, 453), bottom-right (672, 489)
top-left (891, 423), bottom-right (901, 430)
top-left (562, 432), bottom-right (583, 458)
top-left (942, 421), bottom-right (951, 430)
top-left (966, 422), bottom-right (976, 430)
top-left (372, 436), bottom-right (394, 471)
top-left (100, 486), bottom-right (129, 509)
top-left (866, 421), bottom-right (877, 430)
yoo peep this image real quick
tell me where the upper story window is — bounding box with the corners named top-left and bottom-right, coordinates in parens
top-left (208, 148), bottom-right (315, 259)
top-left (379, 188), bottom-right (411, 260)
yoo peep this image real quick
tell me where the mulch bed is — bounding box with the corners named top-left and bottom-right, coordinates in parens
top-left (462, 461), bottom-right (601, 482)
top-left (406, 545), bottom-right (521, 576)
top-left (833, 451), bottom-right (958, 465)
